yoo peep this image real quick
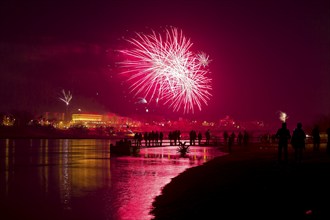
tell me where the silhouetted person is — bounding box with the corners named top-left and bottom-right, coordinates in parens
top-left (291, 122), bottom-right (306, 163)
top-left (168, 132), bottom-right (173, 145)
top-left (134, 132), bottom-right (139, 146)
top-left (173, 130), bottom-right (178, 146)
top-left (198, 132), bottom-right (202, 145)
top-left (137, 132), bottom-right (142, 147)
top-left (228, 132), bottom-right (235, 152)
top-left (223, 131), bottom-right (229, 145)
top-left (312, 125), bottom-right (321, 152)
top-left (159, 132), bottom-right (164, 146)
top-left (275, 122), bottom-right (291, 163)
top-left (193, 130), bottom-right (197, 145)
top-left (327, 127), bottom-right (330, 155)
top-left (144, 132), bottom-right (149, 147)
top-left (205, 129), bottom-right (211, 145)
top-left (151, 131), bottom-right (155, 146)
top-left (155, 131), bottom-right (159, 146)
top-left (189, 130), bottom-right (196, 146)
top-left (243, 130), bottom-right (249, 147)
top-left (237, 131), bottom-right (243, 146)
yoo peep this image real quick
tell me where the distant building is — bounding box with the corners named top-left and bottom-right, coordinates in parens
top-left (71, 113), bottom-right (104, 126)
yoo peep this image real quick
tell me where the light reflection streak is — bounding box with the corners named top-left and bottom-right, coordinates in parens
top-left (3, 139), bottom-right (15, 196)
top-left (45, 139), bottom-right (48, 193)
top-left (5, 139), bottom-right (9, 196)
top-left (60, 139), bottom-right (71, 210)
top-left (68, 139), bottom-right (111, 192)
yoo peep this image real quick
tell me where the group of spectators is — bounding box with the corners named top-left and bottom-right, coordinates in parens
top-left (132, 124), bottom-right (330, 161)
top-left (276, 122), bottom-right (330, 163)
top-left (134, 131), bottom-right (165, 147)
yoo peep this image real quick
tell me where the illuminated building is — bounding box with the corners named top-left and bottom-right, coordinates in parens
top-left (71, 114), bottom-right (104, 127)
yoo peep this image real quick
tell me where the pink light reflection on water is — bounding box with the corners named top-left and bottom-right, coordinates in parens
top-left (108, 146), bottom-right (227, 220)
top-left (0, 139), bottom-right (227, 220)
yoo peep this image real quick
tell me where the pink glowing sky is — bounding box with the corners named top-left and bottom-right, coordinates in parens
top-left (0, 0), bottom-right (329, 126)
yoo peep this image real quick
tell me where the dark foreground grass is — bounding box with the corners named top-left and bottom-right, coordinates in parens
top-left (150, 144), bottom-right (330, 219)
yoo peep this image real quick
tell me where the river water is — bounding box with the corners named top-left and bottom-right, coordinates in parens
top-left (0, 139), bottom-right (227, 220)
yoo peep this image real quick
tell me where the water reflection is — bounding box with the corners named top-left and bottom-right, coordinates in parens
top-left (0, 139), bottom-right (226, 220)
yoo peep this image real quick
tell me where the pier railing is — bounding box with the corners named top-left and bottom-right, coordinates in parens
top-left (126, 135), bottom-right (328, 148)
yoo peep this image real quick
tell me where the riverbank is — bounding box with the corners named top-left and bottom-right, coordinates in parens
top-left (150, 144), bottom-right (330, 219)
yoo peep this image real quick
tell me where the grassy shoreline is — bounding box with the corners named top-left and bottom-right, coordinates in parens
top-left (150, 143), bottom-right (330, 219)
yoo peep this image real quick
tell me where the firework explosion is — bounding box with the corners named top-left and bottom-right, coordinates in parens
top-left (118, 27), bottom-right (212, 114)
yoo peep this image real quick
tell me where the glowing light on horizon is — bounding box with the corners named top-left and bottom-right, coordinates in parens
top-left (278, 111), bottom-right (288, 123)
top-left (59, 89), bottom-right (72, 106)
top-left (118, 27), bottom-right (212, 114)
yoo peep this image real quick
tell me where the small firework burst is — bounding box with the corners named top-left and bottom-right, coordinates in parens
top-left (59, 89), bottom-right (72, 106)
top-left (278, 111), bottom-right (288, 122)
top-left (197, 52), bottom-right (211, 67)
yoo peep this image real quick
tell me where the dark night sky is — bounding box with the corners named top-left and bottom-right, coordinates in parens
top-left (0, 0), bottom-right (329, 126)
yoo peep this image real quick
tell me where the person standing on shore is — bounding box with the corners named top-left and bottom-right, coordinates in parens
top-left (276, 122), bottom-right (291, 163)
top-left (223, 131), bottom-right (229, 146)
top-left (291, 122), bottom-right (306, 163)
top-left (159, 132), bottom-right (164, 146)
top-left (198, 132), bottom-right (202, 146)
top-left (228, 132), bottom-right (236, 152)
top-left (237, 131), bottom-right (243, 146)
top-left (205, 129), bottom-right (211, 145)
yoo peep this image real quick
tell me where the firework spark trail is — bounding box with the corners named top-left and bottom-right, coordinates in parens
top-left (119, 27), bottom-right (212, 113)
top-left (59, 89), bottom-right (72, 106)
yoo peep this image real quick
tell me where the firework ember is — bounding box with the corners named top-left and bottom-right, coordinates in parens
top-left (279, 111), bottom-right (288, 122)
top-left (118, 27), bottom-right (212, 114)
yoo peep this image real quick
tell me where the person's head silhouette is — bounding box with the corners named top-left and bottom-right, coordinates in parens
top-left (297, 122), bottom-right (302, 129)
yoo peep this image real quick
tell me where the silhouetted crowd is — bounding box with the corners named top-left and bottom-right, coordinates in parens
top-left (276, 122), bottom-right (330, 164)
top-left (128, 123), bottom-right (330, 162)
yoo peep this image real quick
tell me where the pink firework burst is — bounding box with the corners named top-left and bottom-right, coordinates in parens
top-left (119, 27), bottom-right (212, 114)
